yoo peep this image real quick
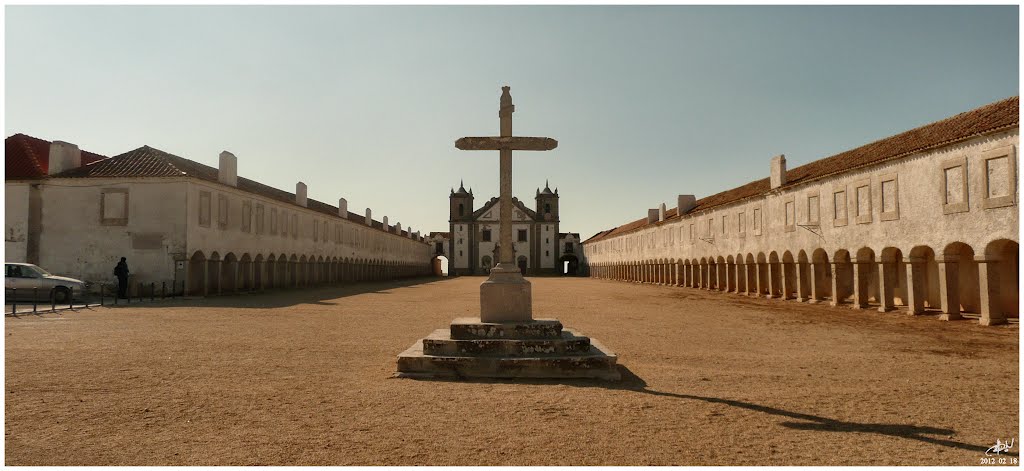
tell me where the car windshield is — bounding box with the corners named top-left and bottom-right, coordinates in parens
top-left (27, 265), bottom-right (51, 276)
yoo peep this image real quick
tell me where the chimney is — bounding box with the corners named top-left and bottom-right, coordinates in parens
top-left (47, 141), bottom-right (82, 175)
top-left (218, 151), bottom-right (237, 186)
top-left (677, 195), bottom-right (696, 215)
top-left (658, 203), bottom-right (666, 222)
top-left (295, 182), bottom-right (307, 207)
top-left (338, 198), bottom-right (348, 217)
top-left (770, 154), bottom-right (787, 189)
top-left (365, 208), bottom-right (372, 225)
top-left (647, 209), bottom-right (658, 224)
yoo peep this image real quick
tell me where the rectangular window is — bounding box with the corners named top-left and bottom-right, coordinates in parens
top-left (784, 198), bottom-right (796, 232)
top-left (753, 207), bottom-right (762, 235)
top-left (482, 229), bottom-right (492, 242)
top-left (517, 229), bottom-right (527, 242)
top-left (217, 194), bottom-right (229, 228)
top-left (706, 218), bottom-right (713, 238)
top-left (807, 195), bottom-right (820, 224)
top-left (564, 242), bottom-right (572, 253)
top-left (199, 191), bottom-right (211, 227)
top-left (313, 219), bottom-right (319, 241)
top-left (100, 188), bottom-right (129, 226)
top-left (738, 212), bottom-right (746, 234)
top-left (689, 224), bottom-right (694, 242)
top-left (323, 221), bottom-right (329, 243)
top-left (270, 208), bottom-right (278, 235)
top-left (291, 214), bottom-right (298, 239)
top-left (255, 204), bottom-right (264, 234)
top-left (833, 189), bottom-right (848, 227)
top-left (879, 173), bottom-right (899, 221)
top-left (854, 179), bottom-right (871, 224)
top-left (981, 146), bottom-right (1016, 209)
top-left (721, 216), bottom-right (727, 235)
top-left (242, 200), bottom-right (252, 233)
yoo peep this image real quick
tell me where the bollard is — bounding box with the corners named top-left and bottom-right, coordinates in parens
top-left (11, 288), bottom-right (16, 314)
top-left (137, 282), bottom-right (143, 303)
top-left (69, 286), bottom-right (74, 310)
top-left (33, 288), bottom-right (38, 313)
top-left (50, 288), bottom-right (55, 311)
top-left (100, 284), bottom-right (105, 306)
top-left (150, 282), bottom-right (155, 302)
top-left (162, 281), bottom-right (166, 299)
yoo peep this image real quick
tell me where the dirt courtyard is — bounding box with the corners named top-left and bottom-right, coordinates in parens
top-left (5, 276), bottom-right (1019, 465)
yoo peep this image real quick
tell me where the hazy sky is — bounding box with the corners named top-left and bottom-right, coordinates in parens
top-left (6, 6), bottom-right (1019, 240)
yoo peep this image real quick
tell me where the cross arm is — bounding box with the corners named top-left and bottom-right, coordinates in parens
top-left (455, 136), bottom-right (558, 151)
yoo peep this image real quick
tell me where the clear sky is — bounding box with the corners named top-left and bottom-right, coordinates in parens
top-left (6, 5), bottom-right (1019, 240)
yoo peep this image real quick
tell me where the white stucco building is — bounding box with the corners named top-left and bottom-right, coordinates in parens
top-left (584, 96), bottom-right (1019, 326)
top-left (444, 180), bottom-right (581, 276)
top-left (5, 134), bottom-right (433, 295)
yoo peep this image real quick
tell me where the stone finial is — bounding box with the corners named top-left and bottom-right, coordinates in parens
top-left (218, 151), bottom-right (237, 187)
top-left (677, 195), bottom-right (696, 215)
top-left (658, 203), bottom-right (666, 222)
top-left (395, 222), bottom-right (402, 233)
top-left (770, 154), bottom-right (787, 189)
top-left (338, 198), bottom-right (348, 217)
top-left (48, 141), bottom-right (82, 175)
top-left (647, 209), bottom-right (659, 224)
top-left (365, 208), bottom-right (372, 225)
top-left (382, 216), bottom-right (389, 230)
top-left (296, 182), bottom-right (307, 207)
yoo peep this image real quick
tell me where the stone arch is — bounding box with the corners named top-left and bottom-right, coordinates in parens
top-left (852, 247), bottom-right (878, 309)
top-left (940, 242), bottom-right (979, 320)
top-left (743, 253), bottom-right (756, 295)
top-left (755, 252), bottom-right (768, 297)
top-left (877, 247), bottom-right (905, 312)
top-left (831, 249), bottom-right (853, 306)
top-left (981, 239), bottom-right (1019, 324)
top-left (221, 253), bottom-right (238, 293)
top-left (781, 251), bottom-right (796, 300)
top-left (188, 250), bottom-right (207, 296)
top-left (907, 245), bottom-right (939, 313)
top-left (239, 253), bottom-right (253, 291)
top-left (298, 255), bottom-right (308, 286)
top-left (288, 254), bottom-right (298, 287)
top-left (715, 255), bottom-right (726, 291)
top-left (207, 251), bottom-right (222, 295)
top-left (767, 251), bottom-right (781, 298)
top-left (810, 248), bottom-right (831, 302)
top-left (254, 254), bottom-right (265, 290)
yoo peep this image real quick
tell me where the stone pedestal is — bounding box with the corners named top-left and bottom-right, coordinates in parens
top-left (480, 263), bottom-right (532, 322)
top-left (396, 317), bottom-right (621, 380)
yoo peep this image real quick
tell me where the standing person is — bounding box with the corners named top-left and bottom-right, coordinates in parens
top-left (114, 257), bottom-right (130, 299)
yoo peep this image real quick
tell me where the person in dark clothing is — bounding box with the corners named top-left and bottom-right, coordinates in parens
top-left (114, 257), bottom-right (130, 299)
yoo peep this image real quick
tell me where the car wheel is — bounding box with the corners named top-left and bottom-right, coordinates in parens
top-left (52, 287), bottom-right (70, 304)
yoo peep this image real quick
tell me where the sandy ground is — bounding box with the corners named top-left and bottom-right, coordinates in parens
top-left (5, 276), bottom-right (1019, 466)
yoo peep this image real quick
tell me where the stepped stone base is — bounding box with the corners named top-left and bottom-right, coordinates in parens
top-left (396, 317), bottom-right (621, 381)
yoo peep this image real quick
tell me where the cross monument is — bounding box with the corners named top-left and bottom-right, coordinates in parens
top-left (455, 86), bottom-right (557, 322)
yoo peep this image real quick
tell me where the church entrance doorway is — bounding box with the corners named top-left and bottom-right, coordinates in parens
top-left (560, 254), bottom-right (579, 276)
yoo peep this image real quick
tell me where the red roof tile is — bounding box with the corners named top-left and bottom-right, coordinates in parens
top-left (586, 96), bottom-right (1019, 243)
top-left (5, 133), bottom-right (106, 180)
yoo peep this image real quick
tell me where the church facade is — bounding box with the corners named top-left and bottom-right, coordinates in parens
top-left (444, 181), bottom-right (580, 276)
top-left (583, 96), bottom-right (1019, 327)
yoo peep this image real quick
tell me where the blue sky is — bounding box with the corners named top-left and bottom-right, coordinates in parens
top-left (6, 5), bottom-right (1018, 240)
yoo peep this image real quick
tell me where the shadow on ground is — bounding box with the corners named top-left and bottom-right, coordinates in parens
top-left (6, 277), bottom-right (453, 314)
top-left (400, 365), bottom-right (1005, 456)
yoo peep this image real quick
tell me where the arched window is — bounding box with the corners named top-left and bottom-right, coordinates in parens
top-left (544, 203), bottom-right (551, 214)
top-left (458, 204), bottom-right (465, 217)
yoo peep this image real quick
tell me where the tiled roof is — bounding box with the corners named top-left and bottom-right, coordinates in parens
top-left (5, 133), bottom-right (106, 179)
top-left (52, 145), bottom-right (418, 241)
top-left (471, 196), bottom-right (539, 221)
top-left (585, 96), bottom-right (1019, 244)
top-left (428, 232), bottom-right (451, 239)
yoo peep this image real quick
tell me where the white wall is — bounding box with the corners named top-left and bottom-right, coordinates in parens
top-left (5, 183), bottom-right (30, 262)
top-left (584, 130), bottom-right (1019, 265)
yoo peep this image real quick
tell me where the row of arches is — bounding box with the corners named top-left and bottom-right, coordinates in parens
top-left (186, 251), bottom-right (431, 296)
top-left (589, 239), bottom-right (1018, 326)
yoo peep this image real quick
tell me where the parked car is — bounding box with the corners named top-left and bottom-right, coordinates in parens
top-left (4, 263), bottom-right (90, 303)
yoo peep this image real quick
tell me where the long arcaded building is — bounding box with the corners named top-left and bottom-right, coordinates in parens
top-left (583, 97), bottom-right (1019, 326)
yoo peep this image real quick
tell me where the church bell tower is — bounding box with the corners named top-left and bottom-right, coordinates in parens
top-left (535, 180), bottom-right (559, 221)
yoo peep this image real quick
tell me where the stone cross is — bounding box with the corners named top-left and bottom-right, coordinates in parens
top-left (455, 86), bottom-right (557, 322)
top-left (456, 86), bottom-right (557, 267)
